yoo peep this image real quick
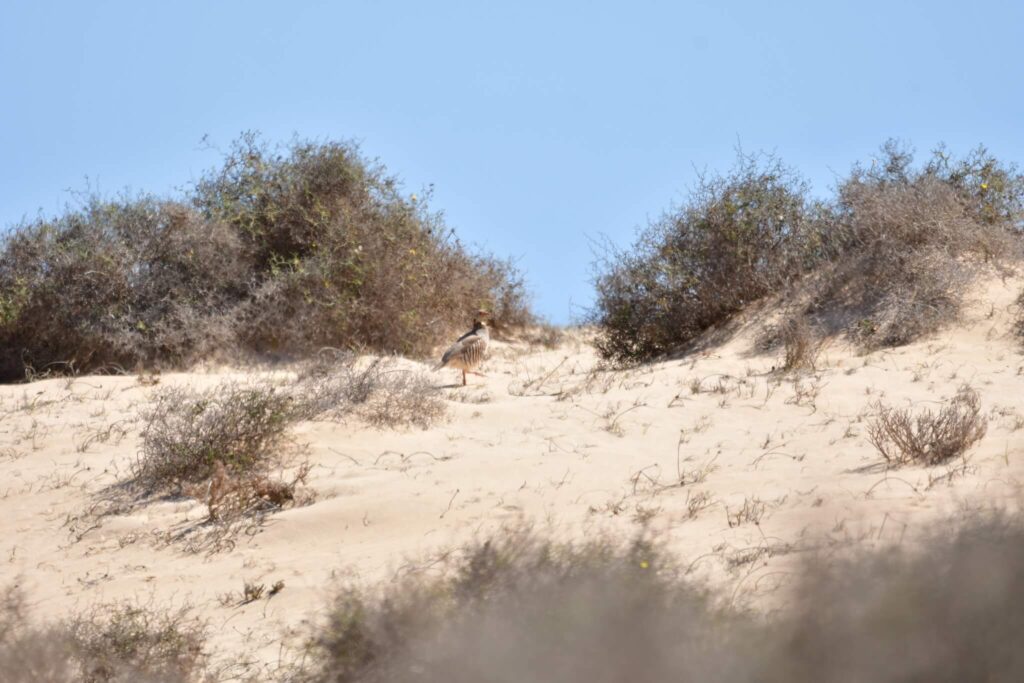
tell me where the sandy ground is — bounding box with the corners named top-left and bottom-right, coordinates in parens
top-left (2, 276), bottom-right (1023, 676)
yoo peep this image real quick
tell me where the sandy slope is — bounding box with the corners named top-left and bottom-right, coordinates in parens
top-left (2, 276), bottom-right (1023, 676)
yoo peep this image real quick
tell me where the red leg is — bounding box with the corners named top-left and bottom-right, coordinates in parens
top-left (462, 369), bottom-right (467, 386)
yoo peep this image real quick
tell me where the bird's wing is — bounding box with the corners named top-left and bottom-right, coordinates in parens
top-left (437, 332), bottom-right (485, 368)
top-left (437, 340), bottom-right (463, 368)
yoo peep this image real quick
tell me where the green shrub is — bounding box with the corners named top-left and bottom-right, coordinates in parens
top-left (194, 134), bottom-right (532, 358)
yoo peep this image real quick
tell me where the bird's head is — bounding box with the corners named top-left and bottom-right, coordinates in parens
top-left (473, 310), bottom-right (491, 328)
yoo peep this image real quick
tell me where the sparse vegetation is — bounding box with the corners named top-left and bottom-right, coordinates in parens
top-left (296, 352), bottom-right (447, 429)
top-left (593, 142), bottom-right (1023, 362)
top-left (0, 133), bottom-right (533, 382)
top-left (867, 385), bottom-right (988, 466)
top-left (134, 380), bottom-right (301, 492)
top-left (283, 514), bottom-right (1024, 683)
top-left (6, 511), bottom-right (1024, 682)
top-left (779, 315), bottom-right (823, 372)
top-left (131, 363), bottom-right (444, 532)
top-left (0, 589), bottom-right (208, 683)
top-left (1013, 287), bottom-right (1024, 342)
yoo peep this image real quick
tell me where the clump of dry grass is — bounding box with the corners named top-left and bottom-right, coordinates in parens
top-left (134, 380), bottom-right (301, 492)
top-left (867, 385), bottom-right (988, 466)
top-left (131, 364), bottom-right (443, 532)
top-left (0, 588), bottom-right (208, 683)
top-left (200, 460), bottom-right (312, 523)
top-left (1013, 287), bottom-right (1024, 342)
top-left (296, 352), bottom-right (447, 429)
top-left (780, 315), bottom-right (823, 372)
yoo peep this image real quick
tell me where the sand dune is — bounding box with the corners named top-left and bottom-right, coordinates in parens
top-left (2, 276), bottom-right (1022, 675)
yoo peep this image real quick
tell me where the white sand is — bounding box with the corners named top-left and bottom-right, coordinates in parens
top-left (2, 276), bottom-right (1022, 675)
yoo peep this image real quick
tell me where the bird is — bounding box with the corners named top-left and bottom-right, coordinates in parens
top-left (436, 311), bottom-right (490, 386)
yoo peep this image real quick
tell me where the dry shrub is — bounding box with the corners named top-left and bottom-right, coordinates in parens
top-left (0, 133), bottom-right (532, 382)
top-left (0, 589), bottom-right (207, 683)
top-left (592, 152), bottom-right (820, 362)
top-left (775, 512), bottom-right (1024, 683)
top-left (592, 142), bottom-right (1023, 363)
top-left (0, 198), bottom-right (246, 381)
top-left (296, 352), bottom-right (446, 429)
top-left (66, 603), bottom-right (207, 683)
top-left (1014, 287), bottom-right (1024, 342)
top-left (134, 381), bottom-right (301, 492)
top-left (780, 315), bottom-right (822, 372)
top-left (290, 529), bottom-right (732, 683)
top-left (201, 460), bottom-right (312, 523)
top-left (867, 385), bottom-right (988, 466)
top-left (808, 142), bottom-right (1020, 348)
top-left (286, 514), bottom-right (1024, 683)
top-left (193, 133), bottom-right (531, 358)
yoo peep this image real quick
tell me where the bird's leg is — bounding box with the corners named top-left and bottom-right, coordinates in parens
top-left (462, 370), bottom-right (467, 386)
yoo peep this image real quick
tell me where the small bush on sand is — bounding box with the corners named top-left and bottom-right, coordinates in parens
top-left (0, 588), bottom-right (207, 683)
top-left (867, 385), bottom-right (987, 466)
top-left (133, 366), bottom-right (442, 528)
top-left (297, 352), bottom-right (447, 429)
top-left (780, 315), bottom-right (823, 372)
top-left (135, 381), bottom-right (301, 492)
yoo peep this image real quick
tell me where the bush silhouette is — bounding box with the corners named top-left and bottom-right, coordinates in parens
top-left (0, 134), bottom-right (532, 382)
top-left (592, 152), bottom-right (823, 362)
top-left (593, 142), bottom-right (1023, 362)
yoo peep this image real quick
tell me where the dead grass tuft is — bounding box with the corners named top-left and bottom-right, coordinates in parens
top-left (134, 380), bottom-right (300, 492)
top-left (780, 315), bottom-right (823, 372)
top-left (867, 385), bottom-right (988, 466)
top-left (0, 588), bottom-right (208, 683)
top-left (296, 352), bottom-right (447, 429)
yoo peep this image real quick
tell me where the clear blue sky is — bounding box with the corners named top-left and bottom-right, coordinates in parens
top-left (3, 1), bottom-right (1022, 323)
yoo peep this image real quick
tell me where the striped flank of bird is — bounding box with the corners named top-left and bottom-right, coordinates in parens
top-left (436, 311), bottom-right (490, 386)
